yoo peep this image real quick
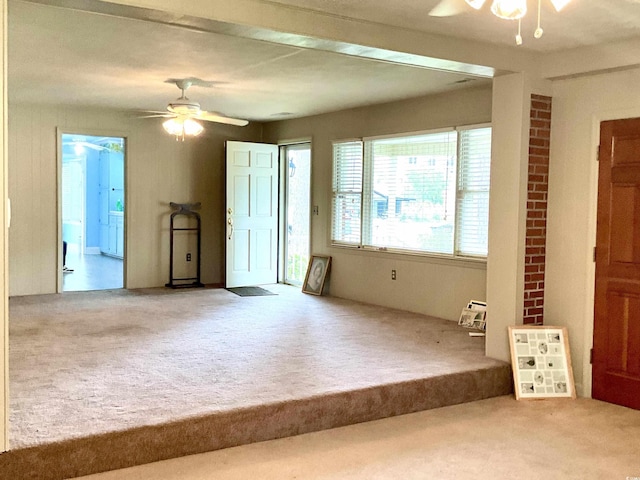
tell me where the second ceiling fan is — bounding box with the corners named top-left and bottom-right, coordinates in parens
top-left (142, 77), bottom-right (248, 140)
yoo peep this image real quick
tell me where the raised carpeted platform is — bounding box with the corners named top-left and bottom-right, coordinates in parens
top-left (1, 285), bottom-right (512, 479)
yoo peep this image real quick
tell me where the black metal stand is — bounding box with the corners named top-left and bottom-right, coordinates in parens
top-left (166, 202), bottom-right (204, 289)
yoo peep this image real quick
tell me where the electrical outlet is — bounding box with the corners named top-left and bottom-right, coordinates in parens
top-left (313, 205), bottom-right (319, 215)
top-left (186, 253), bottom-right (192, 262)
top-left (391, 269), bottom-right (396, 280)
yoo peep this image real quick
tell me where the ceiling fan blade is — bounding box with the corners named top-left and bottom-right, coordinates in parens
top-left (198, 111), bottom-right (249, 127)
top-left (429, 0), bottom-right (470, 17)
top-left (137, 113), bottom-right (173, 119)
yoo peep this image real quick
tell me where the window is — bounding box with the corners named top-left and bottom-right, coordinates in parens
top-left (331, 125), bottom-right (491, 258)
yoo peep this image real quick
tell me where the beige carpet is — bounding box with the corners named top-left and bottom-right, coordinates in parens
top-left (74, 395), bottom-right (640, 480)
top-left (2, 284), bottom-right (511, 479)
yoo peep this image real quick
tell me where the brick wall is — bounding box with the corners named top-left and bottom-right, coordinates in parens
top-left (523, 94), bottom-right (552, 325)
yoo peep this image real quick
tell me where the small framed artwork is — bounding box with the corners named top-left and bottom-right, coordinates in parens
top-left (458, 300), bottom-right (487, 331)
top-left (302, 255), bottom-right (331, 295)
top-left (508, 326), bottom-right (576, 400)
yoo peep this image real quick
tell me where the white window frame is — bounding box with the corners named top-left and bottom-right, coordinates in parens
top-left (331, 124), bottom-right (491, 260)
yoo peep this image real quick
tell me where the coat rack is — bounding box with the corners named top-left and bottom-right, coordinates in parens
top-left (165, 202), bottom-right (204, 288)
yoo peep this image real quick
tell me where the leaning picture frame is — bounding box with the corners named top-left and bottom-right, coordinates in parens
top-left (302, 255), bottom-right (331, 295)
top-left (508, 325), bottom-right (576, 400)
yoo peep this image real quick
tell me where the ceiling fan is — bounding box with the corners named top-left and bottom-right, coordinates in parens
top-left (429, 0), bottom-right (570, 18)
top-left (142, 78), bottom-right (248, 140)
top-left (429, 0), bottom-right (572, 44)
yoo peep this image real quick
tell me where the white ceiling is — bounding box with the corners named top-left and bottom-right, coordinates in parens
top-left (8, 0), bottom-right (640, 123)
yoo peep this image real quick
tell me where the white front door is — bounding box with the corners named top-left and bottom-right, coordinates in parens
top-left (225, 141), bottom-right (279, 288)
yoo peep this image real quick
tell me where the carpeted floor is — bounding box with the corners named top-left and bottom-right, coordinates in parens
top-left (3, 284), bottom-right (511, 479)
top-left (73, 395), bottom-right (640, 480)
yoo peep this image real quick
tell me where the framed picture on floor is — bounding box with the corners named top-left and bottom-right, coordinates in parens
top-left (508, 326), bottom-right (576, 400)
top-left (302, 255), bottom-right (331, 295)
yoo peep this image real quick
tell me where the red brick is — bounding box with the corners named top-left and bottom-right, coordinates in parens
top-left (530, 138), bottom-right (549, 147)
top-left (529, 174), bottom-right (545, 183)
top-left (528, 192), bottom-right (545, 201)
top-left (531, 94), bottom-right (552, 103)
top-left (534, 131), bottom-right (550, 140)
top-left (525, 264), bottom-right (539, 273)
top-left (531, 120), bottom-right (551, 130)
top-left (529, 155), bottom-right (549, 165)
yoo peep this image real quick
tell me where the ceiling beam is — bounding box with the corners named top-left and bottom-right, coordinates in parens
top-left (22, 0), bottom-right (536, 78)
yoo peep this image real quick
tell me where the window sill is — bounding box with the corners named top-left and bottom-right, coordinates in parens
top-left (330, 243), bottom-right (487, 270)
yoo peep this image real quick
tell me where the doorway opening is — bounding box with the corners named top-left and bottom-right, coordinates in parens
top-left (282, 143), bottom-right (311, 286)
top-left (60, 133), bottom-right (125, 292)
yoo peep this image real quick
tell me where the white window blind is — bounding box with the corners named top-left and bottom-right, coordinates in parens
top-left (332, 141), bottom-right (363, 245)
top-left (331, 125), bottom-right (491, 259)
top-left (363, 132), bottom-right (457, 254)
top-left (455, 127), bottom-right (492, 257)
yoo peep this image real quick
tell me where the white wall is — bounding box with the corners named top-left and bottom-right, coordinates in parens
top-left (546, 67), bottom-right (640, 397)
top-left (8, 104), bottom-right (262, 295)
top-left (264, 86), bottom-right (492, 321)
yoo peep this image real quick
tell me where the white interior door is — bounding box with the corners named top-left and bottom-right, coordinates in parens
top-left (225, 141), bottom-right (279, 288)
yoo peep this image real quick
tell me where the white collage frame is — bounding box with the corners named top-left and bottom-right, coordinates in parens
top-left (508, 326), bottom-right (576, 400)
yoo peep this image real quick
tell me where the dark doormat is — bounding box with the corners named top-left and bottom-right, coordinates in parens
top-left (226, 286), bottom-right (277, 297)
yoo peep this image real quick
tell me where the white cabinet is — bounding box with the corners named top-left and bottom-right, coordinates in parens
top-left (101, 211), bottom-right (124, 258)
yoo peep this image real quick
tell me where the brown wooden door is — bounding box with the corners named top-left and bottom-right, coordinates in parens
top-left (593, 117), bottom-right (640, 409)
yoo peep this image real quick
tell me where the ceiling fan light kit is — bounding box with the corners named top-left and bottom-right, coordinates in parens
top-left (491, 0), bottom-right (527, 20)
top-left (163, 117), bottom-right (204, 141)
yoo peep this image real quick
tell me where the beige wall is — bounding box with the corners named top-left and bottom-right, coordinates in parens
top-left (264, 86), bottom-right (492, 321)
top-left (546, 67), bottom-right (640, 397)
top-left (8, 104), bottom-right (262, 296)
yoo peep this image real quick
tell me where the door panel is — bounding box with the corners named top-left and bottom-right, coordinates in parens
top-left (225, 141), bottom-right (279, 288)
top-left (593, 117), bottom-right (640, 409)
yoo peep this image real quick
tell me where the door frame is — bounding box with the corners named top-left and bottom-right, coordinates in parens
top-left (56, 128), bottom-right (128, 293)
top-left (278, 139), bottom-right (312, 286)
top-left (1, 0), bottom-right (7, 452)
top-left (584, 106), bottom-right (640, 398)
